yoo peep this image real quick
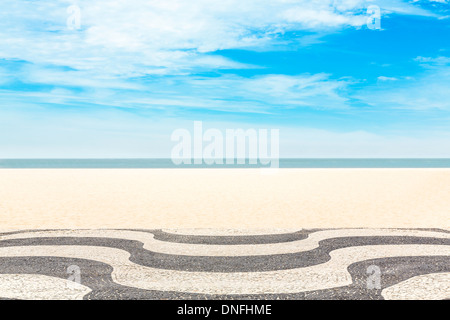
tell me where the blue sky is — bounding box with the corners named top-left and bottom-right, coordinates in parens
top-left (0, 0), bottom-right (449, 158)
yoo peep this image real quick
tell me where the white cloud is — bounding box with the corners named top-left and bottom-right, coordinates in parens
top-left (0, 72), bottom-right (352, 113)
top-left (358, 59), bottom-right (450, 110)
top-left (414, 56), bottom-right (450, 66)
top-left (0, 0), bottom-right (442, 78)
top-left (377, 76), bottom-right (399, 81)
top-left (0, 1), bottom-right (448, 158)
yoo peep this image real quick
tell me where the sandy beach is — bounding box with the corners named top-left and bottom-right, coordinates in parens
top-left (1, 169), bottom-right (449, 300)
top-left (0, 169), bottom-right (448, 230)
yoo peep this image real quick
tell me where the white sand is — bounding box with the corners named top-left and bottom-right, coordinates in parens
top-left (0, 169), bottom-right (448, 229)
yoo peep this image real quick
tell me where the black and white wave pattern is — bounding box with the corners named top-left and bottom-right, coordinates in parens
top-left (0, 228), bottom-right (448, 300)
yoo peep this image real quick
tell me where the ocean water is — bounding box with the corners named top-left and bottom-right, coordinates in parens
top-left (1, 159), bottom-right (450, 168)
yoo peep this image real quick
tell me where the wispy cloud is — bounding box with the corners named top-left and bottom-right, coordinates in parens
top-left (0, 0), bottom-right (449, 157)
top-left (414, 55), bottom-right (450, 66)
top-left (0, 0), bottom-right (442, 78)
top-left (0, 72), bottom-right (352, 113)
top-left (377, 76), bottom-right (399, 81)
top-left (358, 56), bottom-right (450, 110)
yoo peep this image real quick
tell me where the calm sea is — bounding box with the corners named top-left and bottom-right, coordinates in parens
top-left (1, 159), bottom-right (450, 168)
